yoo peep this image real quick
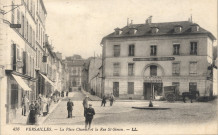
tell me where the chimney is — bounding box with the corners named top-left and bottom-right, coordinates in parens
top-left (131, 20), bottom-right (133, 25)
top-left (127, 18), bottom-right (129, 26)
top-left (146, 16), bottom-right (152, 24)
top-left (188, 14), bottom-right (193, 22)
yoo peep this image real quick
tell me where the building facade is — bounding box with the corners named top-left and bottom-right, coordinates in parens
top-left (65, 55), bottom-right (85, 91)
top-left (101, 19), bottom-right (216, 100)
top-left (0, 0), bottom-right (69, 124)
top-left (88, 57), bottom-right (102, 97)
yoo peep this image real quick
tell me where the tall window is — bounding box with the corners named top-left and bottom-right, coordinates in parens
top-left (190, 42), bottom-right (197, 55)
top-left (128, 63), bottom-right (134, 76)
top-left (150, 65), bottom-right (157, 76)
top-left (114, 45), bottom-right (120, 57)
top-left (11, 1), bottom-right (15, 24)
top-left (27, 21), bottom-right (29, 41)
top-left (113, 63), bottom-right (120, 76)
top-left (189, 62), bottom-right (197, 74)
top-left (22, 15), bottom-right (24, 36)
top-left (173, 44), bottom-right (180, 55)
top-left (172, 62), bottom-right (180, 75)
top-left (129, 44), bottom-right (135, 56)
top-left (17, 9), bottom-right (20, 33)
top-left (128, 82), bottom-right (134, 94)
top-left (150, 45), bottom-right (157, 56)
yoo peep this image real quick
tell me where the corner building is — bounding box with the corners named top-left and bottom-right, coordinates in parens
top-left (101, 20), bottom-right (216, 100)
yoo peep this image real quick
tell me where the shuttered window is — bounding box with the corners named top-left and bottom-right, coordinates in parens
top-left (114, 45), bottom-right (120, 57)
top-left (113, 63), bottom-right (120, 76)
top-left (129, 44), bottom-right (135, 56)
top-left (128, 63), bottom-right (134, 76)
top-left (189, 62), bottom-right (197, 74)
top-left (23, 51), bottom-right (27, 74)
top-left (172, 62), bottom-right (180, 75)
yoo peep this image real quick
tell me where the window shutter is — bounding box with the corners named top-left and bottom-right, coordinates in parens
top-left (23, 51), bottom-right (27, 74)
top-left (12, 44), bottom-right (17, 70)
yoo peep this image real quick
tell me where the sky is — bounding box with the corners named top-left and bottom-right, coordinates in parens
top-left (44, 0), bottom-right (217, 59)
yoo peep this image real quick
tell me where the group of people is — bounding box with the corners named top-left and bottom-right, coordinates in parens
top-left (101, 93), bottom-right (115, 107)
top-left (22, 94), bottom-right (52, 125)
top-left (66, 93), bottom-right (115, 130)
top-left (61, 91), bottom-right (69, 97)
top-left (67, 96), bottom-right (95, 130)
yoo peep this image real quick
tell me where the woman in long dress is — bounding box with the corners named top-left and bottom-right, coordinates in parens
top-left (26, 101), bottom-right (36, 125)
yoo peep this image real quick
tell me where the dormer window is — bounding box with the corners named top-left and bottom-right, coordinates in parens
top-left (128, 26), bottom-right (137, 35)
top-left (174, 25), bottom-right (182, 33)
top-left (114, 28), bottom-right (122, 35)
top-left (191, 24), bottom-right (199, 32)
top-left (151, 27), bottom-right (159, 34)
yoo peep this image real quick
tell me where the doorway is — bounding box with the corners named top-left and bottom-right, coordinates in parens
top-left (113, 82), bottom-right (119, 97)
top-left (143, 83), bottom-right (163, 100)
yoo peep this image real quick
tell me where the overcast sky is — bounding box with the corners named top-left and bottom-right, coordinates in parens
top-left (44, 0), bottom-right (217, 59)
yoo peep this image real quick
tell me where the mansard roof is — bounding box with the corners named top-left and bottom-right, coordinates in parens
top-left (101, 21), bottom-right (216, 43)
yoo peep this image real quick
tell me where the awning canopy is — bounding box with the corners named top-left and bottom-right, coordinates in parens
top-left (39, 73), bottom-right (55, 87)
top-left (12, 74), bottom-right (31, 91)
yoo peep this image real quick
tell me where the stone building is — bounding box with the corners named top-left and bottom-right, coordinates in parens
top-left (0, 0), bottom-right (42, 123)
top-left (101, 18), bottom-right (216, 99)
top-left (89, 57), bottom-right (102, 97)
top-left (65, 55), bottom-right (85, 91)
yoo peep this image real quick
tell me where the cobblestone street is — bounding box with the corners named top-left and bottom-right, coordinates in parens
top-left (43, 91), bottom-right (217, 127)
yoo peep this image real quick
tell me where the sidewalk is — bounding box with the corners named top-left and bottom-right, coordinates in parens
top-left (11, 98), bottom-right (62, 125)
top-left (81, 89), bottom-right (102, 101)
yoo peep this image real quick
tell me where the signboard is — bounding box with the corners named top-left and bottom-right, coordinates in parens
top-left (10, 24), bottom-right (21, 28)
top-left (144, 76), bottom-right (162, 83)
top-left (133, 57), bottom-right (175, 61)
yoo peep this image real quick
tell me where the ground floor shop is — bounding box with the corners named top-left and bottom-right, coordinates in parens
top-left (5, 72), bottom-right (36, 123)
top-left (103, 76), bottom-right (213, 100)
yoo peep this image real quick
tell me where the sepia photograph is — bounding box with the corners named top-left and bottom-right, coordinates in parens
top-left (0, 0), bottom-right (217, 135)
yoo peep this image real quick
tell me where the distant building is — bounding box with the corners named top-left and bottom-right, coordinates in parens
top-left (101, 18), bottom-right (216, 99)
top-left (65, 55), bottom-right (85, 91)
top-left (82, 57), bottom-right (93, 92)
top-left (88, 57), bottom-right (102, 97)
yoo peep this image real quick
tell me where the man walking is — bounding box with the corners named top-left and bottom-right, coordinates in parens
top-left (22, 95), bottom-right (29, 116)
top-left (109, 93), bottom-right (115, 106)
top-left (82, 95), bottom-right (89, 117)
top-left (101, 95), bottom-right (107, 107)
top-left (67, 99), bottom-right (74, 118)
top-left (85, 104), bottom-right (95, 130)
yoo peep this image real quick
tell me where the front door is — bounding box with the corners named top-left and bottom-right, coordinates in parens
top-left (113, 82), bottom-right (119, 97)
top-left (144, 83), bottom-right (151, 100)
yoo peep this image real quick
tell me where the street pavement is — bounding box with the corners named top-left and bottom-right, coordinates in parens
top-left (43, 91), bottom-right (217, 127)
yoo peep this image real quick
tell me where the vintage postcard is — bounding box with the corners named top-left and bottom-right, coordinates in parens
top-left (0, 0), bottom-right (217, 135)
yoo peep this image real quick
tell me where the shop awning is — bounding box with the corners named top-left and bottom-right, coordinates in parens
top-left (39, 73), bottom-right (55, 87)
top-left (12, 74), bottom-right (31, 91)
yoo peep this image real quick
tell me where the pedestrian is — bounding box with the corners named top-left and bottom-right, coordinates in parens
top-left (109, 93), bottom-right (115, 106)
top-left (82, 95), bottom-right (89, 117)
top-left (34, 100), bottom-right (40, 124)
top-left (21, 95), bottom-right (29, 116)
top-left (27, 101), bottom-right (36, 125)
top-left (67, 99), bottom-right (74, 118)
top-left (66, 91), bottom-right (69, 97)
top-left (101, 95), bottom-right (107, 107)
top-left (85, 104), bottom-right (95, 130)
top-left (42, 96), bottom-right (48, 116)
top-left (38, 94), bottom-right (42, 116)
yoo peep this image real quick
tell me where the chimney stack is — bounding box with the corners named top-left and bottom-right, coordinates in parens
top-left (146, 16), bottom-right (152, 24)
top-left (127, 18), bottom-right (129, 26)
top-left (131, 20), bottom-right (133, 25)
